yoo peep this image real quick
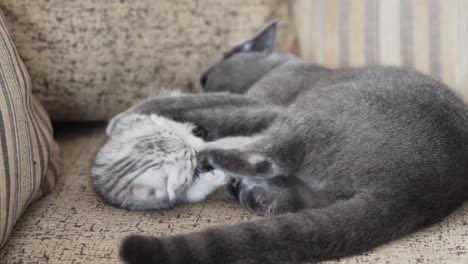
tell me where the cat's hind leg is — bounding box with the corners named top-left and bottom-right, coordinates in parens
top-left (225, 176), bottom-right (345, 216)
top-left (224, 176), bottom-right (305, 216)
top-left (197, 148), bottom-right (282, 178)
top-left (197, 144), bottom-right (292, 179)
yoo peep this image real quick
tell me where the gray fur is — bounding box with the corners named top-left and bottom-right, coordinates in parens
top-left (119, 23), bottom-right (468, 263)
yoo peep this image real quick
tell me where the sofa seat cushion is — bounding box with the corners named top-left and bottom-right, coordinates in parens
top-left (0, 124), bottom-right (466, 263)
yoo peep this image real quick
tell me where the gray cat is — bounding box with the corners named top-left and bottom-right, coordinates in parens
top-left (119, 22), bottom-right (468, 264)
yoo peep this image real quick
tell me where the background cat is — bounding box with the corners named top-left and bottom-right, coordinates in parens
top-left (119, 22), bottom-right (468, 264)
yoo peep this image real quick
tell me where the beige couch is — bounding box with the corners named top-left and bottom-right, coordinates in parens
top-left (0, 1), bottom-right (467, 263)
top-left (0, 124), bottom-right (466, 263)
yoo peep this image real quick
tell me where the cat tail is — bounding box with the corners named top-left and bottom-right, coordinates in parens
top-left (119, 194), bottom-right (429, 264)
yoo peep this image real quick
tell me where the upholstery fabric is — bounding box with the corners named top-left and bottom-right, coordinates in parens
top-left (0, 10), bottom-right (60, 248)
top-left (293, 0), bottom-right (468, 102)
top-left (0, 124), bottom-right (466, 263)
top-left (0, 0), bottom-right (297, 121)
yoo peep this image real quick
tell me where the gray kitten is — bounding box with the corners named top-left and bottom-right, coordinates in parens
top-left (119, 22), bottom-right (468, 263)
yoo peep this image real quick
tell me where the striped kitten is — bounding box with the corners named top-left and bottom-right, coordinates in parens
top-left (92, 113), bottom-right (227, 210)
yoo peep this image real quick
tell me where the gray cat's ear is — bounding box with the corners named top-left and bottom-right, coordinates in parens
top-left (223, 21), bottom-right (277, 58)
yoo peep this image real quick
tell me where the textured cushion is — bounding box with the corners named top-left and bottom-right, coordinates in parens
top-left (0, 10), bottom-right (60, 248)
top-left (0, 124), bottom-right (467, 263)
top-left (0, 0), bottom-right (297, 121)
top-left (293, 0), bottom-right (468, 102)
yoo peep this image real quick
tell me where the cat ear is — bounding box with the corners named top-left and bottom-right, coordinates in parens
top-left (107, 113), bottom-right (145, 136)
top-left (194, 21), bottom-right (277, 91)
top-left (223, 21), bottom-right (277, 58)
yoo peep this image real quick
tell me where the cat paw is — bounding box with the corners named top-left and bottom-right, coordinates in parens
top-left (197, 148), bottom-right (240, 171)
top-left (191, 125), bottom-right (208, 140)
top-left (198, 170), bottom-right (228, 186)
top-left (196, 149), bottom-right (216, 172)
top-left (225, 178), bottom-right (242, 201)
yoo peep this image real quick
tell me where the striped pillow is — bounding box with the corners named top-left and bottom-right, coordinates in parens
top-left (293, 0), bottom-right (468, 102)
top-left (0, 10), bottom-right (60, 247)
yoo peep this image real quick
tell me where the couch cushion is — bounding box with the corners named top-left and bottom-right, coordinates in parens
top-left (0, 0), bottom-right (297, 121)
top-left (0, 10), bottom-right (60, 248)
top-left (1, 124), bottom-right (467, 263)
top-left (293, 0), bottom-right (468, 102)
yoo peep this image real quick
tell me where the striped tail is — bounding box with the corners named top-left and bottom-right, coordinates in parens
top-left (119, 195), bottom-right (448, 264)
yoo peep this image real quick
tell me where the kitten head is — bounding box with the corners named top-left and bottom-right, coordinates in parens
top-left (108, 113), bottom-right (204, 149)
top-left (93, 114), bottom-right (206, 210)
top-left (196, 21), bottom-right (290, 93)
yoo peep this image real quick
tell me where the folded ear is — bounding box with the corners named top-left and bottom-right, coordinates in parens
top-left (107, 113), bottom-right (145, 136)
top-left (223, 21), bottom-right (277, 58)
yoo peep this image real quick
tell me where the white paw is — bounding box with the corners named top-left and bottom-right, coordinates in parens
top-left (198, 170), bottom-right (228, 186)
top-left (183, 170), bottom-right (227, 203)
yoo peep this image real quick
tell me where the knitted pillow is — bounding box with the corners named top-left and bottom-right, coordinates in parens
top-left (293, 0), bottom-right (468, 101)
top-left (0, 10), bottom-right (60, 248)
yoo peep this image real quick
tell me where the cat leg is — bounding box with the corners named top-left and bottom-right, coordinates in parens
top-left (108, 93), bottom-right (280, 140)
top-left (197, 148), bottom-right (284, 179)
top-left (127, 93), bottom-right (261, 115)
top-left (107, 93), bottom-right (257, 135)
top-left (224, 176), bottom-right (305, 216)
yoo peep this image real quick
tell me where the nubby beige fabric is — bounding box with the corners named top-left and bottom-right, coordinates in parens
top-left (293, 0), bottom-right (468, 102)
top-left (1, 124), bottom-right (467, 264)
top-left (0, 10), bottom-right (60, 248)
top-left (0, 0), bottom-right (296, 121)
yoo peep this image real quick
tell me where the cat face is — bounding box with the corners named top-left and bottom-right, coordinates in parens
top-left (196, 21), bottom-right (280, 94)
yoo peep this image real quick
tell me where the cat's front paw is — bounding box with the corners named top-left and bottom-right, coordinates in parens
top-left (197, 148), bottom-right (239, 170)
top-left (191, 125), bottom-right (208, 140)
top-left (225, 178), bottom-right (242, 201)
top-left (196, 149), bottom-right (217, 172)
top-left (183, 170), bottom-right (227, 203)
top-left (198, 170), bottom-right (228, 186)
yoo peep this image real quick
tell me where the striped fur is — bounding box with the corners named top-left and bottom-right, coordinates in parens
top-left (92, 113), bottom-right (227, 210)
top-left (0, 10), bottom-right (60, 248)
